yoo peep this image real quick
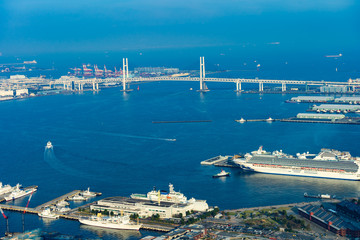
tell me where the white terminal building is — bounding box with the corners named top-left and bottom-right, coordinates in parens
top-left (90, 184), bottom-right (209, 219)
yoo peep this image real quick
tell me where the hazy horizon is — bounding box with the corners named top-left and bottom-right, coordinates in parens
top-left (1, 0), bottom-right (359, 55)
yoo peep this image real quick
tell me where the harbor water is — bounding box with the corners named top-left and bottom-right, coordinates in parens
top-left (1, 48), bottom-right (360, 239)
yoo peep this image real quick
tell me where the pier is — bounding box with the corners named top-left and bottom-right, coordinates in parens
top-left (235, 117), bottom-right (360, 125)
top-left (201, 155), bottom-right (230, 165)
top-left (34, 190), bottom-right (81, 210)
top-left (152, 120), bottom-right (212, 124)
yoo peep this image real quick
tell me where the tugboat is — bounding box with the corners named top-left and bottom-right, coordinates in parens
top-left (213, 169), bottom-right (230, 178)
top-left (45, 141), bottom-right (53, 150)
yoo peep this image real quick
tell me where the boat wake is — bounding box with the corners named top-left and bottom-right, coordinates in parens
top-left (44, 148), bottom-right (89, 178)
top-left (89, 130), bottom-right (176, 142)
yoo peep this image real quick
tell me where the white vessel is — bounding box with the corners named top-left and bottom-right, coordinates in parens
top-left (79, 214), bottom-right (141, 230)
top-left (0, 182), bottom-right (13, 195)
top-left (5, 184), bottom-right (37, 201)
top-left (131, 183), bottom-right (209, 212)
top-left (213, 169), bottom-right (230, 178)
top-left (233, 147), bottom-right (360, 181)
top-left (68, 194), bottom-right (87, 201)
top-left (45, 141), bottom-right (53, 150)
top-left (38, 208), bottom-right (59, 219)
top-left (55, 206), bottom-right (71, 213)
top-left (82, 187), bottom-right (96, 197)
top-left (56, 200), bottom-right (69, 207)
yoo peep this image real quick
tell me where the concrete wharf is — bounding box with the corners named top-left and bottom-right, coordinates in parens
top-left (34, 190), bottom-right (81, 210)
top-left (201, 155), bottom-right (230, 165)
top-left (141, 224), bottom-right (174, 232)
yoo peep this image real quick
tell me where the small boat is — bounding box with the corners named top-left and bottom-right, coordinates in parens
top-left (82, 187), bottom-right (97, 197)
top-left (266, 117), bottom-right (274, 122)
top-left (45, 141), bottom-right (53, 150)
top-left (55, 206), bottom-right (71, 213)
top-left (213, 169), bottom-right (230, 178)
top-left (38, 208), bottom-right (59, 219)
top-left (68, 194), bottom-right (87, 201)
top-left (238, 118), bottom-right (246, 123)
top-left (56, 200), bottom-right (69, 207)
top-left (304, 192), bottom-right (335, 199)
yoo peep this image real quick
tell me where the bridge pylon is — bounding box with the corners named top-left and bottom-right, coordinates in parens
top-left (235, 80), bottom-right (242, 92)
top-left (198, 56), bottom-right (209, 92)
top-left (121, 58), bottom-right (133, 92)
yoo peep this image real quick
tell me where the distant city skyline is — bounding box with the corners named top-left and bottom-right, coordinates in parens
top-left (0, 0), bottom-right (359, 54)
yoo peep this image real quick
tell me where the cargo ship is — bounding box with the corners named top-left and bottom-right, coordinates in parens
top-left (233, 147), bottom-right (360, 181)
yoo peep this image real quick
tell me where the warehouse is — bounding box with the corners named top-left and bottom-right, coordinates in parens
top-left (296, 113), bottom-right (345, 120)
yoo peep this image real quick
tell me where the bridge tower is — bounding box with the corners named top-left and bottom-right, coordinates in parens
top-left (198, 56), bottom-right (208, 92)
top-left (259, 82), bottom-right (263, 92)
top-left (282, 83), bottom-right (286, 92)
top-left (236, 80), bottom-right (242, 92)
top-left (121, 58), bottom-right (131, 92)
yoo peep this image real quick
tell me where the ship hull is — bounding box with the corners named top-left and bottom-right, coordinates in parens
top-left (5, 188), bottom-right (37, 201)
top-left (79, 219), bottom-right (141, 230)
top-left (235, 161), bottom-right (360, 181)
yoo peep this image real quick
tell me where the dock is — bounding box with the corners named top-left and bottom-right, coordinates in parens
top-left (152, 120), bottom-right (212, 124)
top-left (235, 118), bottom-right (279, 123)
top-left (141, 224), bottom-right (174, 232)
top-left (34, 190), bottom-right (81, 210)
top-left (201, 155), bottom-right (229, 165)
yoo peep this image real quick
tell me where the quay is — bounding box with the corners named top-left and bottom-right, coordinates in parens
top-left (141, 224), bottom-right (174, 232)
top-left (281, 117), bottom-right (360, 125)
top-left (152, 120), bottom-right (212, 124)
top-left (235, 118), bottom-right (278, 123)
top-left (201, 155), bottom-right (229, 165)
top-left (34, 190), bottom-right (81, 210)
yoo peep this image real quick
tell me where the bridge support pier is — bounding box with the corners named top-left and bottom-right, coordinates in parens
top-left (259, 82), bottom-right (263, 92)
top-left (92, 81), bottom-right (96, 91)
top-left (96, 83), bottom-right (99, 90)
top-left (236, 80), bottom-right (242, 92)
top-left (282, 83), bottom-right (286, 92)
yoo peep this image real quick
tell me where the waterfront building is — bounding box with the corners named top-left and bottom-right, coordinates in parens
top-left (90, 196), bottom-right (208, 219)
top-left (320, 85), bottom-right (351, 93)
top-left (298, 204), bottom-right (360, 238)
top-left (335, 97), bottom-right (360, 104)
top-left (312, 104), bottom-right (360, 112)
top-left (336, 200), bottom-right (360, 221)
top-left (296, 113), bottom-right (345, 120)
top-left (290, 96), bottom-right (334, 102)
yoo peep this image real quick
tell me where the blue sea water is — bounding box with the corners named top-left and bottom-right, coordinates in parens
top-left (0, 48), bottom-right (360, 239)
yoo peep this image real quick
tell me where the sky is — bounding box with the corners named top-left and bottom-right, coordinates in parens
top-left (0, 0), bottom-right (359, 54)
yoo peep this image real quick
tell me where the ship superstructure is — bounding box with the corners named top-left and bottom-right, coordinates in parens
top-left (130, 183), bottom-right (208, 212)
top-left (233, 147), bottom-right (360, 180)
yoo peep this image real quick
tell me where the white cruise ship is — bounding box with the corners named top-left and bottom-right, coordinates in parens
top-left (5, 184), bottom-right (37, 201)
top-left (233, 147), bottom-right (360, 181)
top-left (79, 214), bottom-right (141, 230)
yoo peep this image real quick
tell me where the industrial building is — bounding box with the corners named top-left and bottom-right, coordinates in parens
top-left (312, 104), bottom-right (360, 112)
top-left (320, 85), bottom-right (352, 93)
top-left (336, 200), bottom-right (360, 221)
top-left (90, 196), bottom-right (207, 219)
top-left (0, 90), bottom-right (14, 97)
top-left (298, 204), bottom-right (360, 238)
top-left (296, 113), bottom-right (345, 120)
top-left (290, 96), bottom-right (334, 102)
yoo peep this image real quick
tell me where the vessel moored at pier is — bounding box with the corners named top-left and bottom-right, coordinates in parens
top-left (5, 184), bottom-right (37, 201)
top-left (79, 214), bottom-right (141, 230)
top-left (233, 147), bottom-right (360, 180)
